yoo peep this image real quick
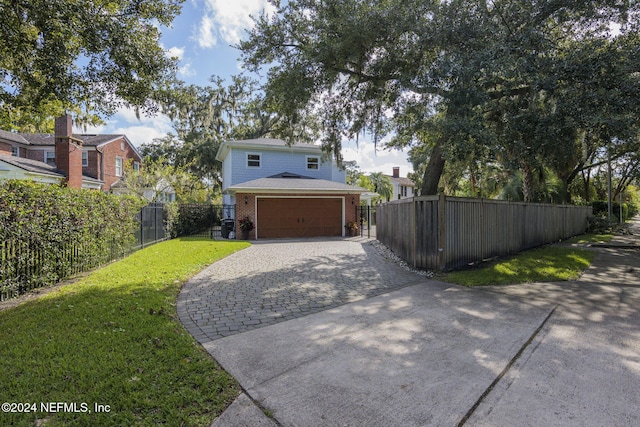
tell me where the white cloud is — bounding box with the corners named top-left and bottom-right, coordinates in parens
top-left (342, 139), bottom-right (413, 176)
top-left (178, 62), bottom-right (196, 78)
top-left (163, 46), bottom-right (195, 78)
top-left (166, 46), bottom-right (185, 60)
top-left (76, 108), bottom-right (174, 147)
top-left (195, 0), bottom-right (275, 47)
top-left (196, 15), bottom-right (217, 48)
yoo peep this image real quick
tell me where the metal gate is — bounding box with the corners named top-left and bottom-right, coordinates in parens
top-left (356, 205), bottom-right (377, 238)
top-left (175, 204), bottom-right (236, 239)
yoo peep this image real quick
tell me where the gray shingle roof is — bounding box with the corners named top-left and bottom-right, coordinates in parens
top-left (0, 129), bottom-right (29, 144)
top-left (388, 176), bottom-right (415, 187)
top-left (0, 154), bottom-right (103, 184)
top-left (229, 138), bottom-right (319, 149)
top-left (227, 175), bottom-right (368, 193)
top-left (0, 154), bottom-right (63, 176)
top-left (18, 133), bottom-right (124, 147)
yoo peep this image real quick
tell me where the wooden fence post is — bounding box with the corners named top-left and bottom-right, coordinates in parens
top-left (438, 193), bottom-right (447, 271)
top-left (413, 198), bottom-right (417, 268)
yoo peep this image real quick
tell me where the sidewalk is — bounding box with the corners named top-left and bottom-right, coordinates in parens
top-left (576, 215), bottom-right (640, 286)
top-left (207, 218), bottom-right (640, 427)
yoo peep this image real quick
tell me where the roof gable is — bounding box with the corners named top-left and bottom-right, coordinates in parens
top-left (0, 154), bottom-right (103, 185)
top-left (226, 174), bottom-right (368, 194)
top-left (0, 153), bottom-right (63, 176)
top-left (0, 129), bottom-right (29, 145)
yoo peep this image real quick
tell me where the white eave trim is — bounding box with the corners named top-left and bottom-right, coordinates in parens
top-left (225, 187), bottom-right (368, 195)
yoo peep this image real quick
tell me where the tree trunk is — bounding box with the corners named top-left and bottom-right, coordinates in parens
top-left (521, 162), bottom-right (535, 203)
top-left (421, 140), bottom-right (446, 195)
top-left (582, 169), bottom-right (591, 202)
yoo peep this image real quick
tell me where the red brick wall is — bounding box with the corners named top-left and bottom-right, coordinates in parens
top-left (100, 138), bottom-right (141, 190)
top-left (82, 150), bottom-right (101, 180)
top-left (55, 138), bottom-right (83, 189)
top-left (0, 141), bottom-right (12, 155)
top-left (236, 193), bottom-right (361, 239)
top-left (26, 149), bottom-right (44, 162)
top-left (54, 115), bottom-right (83, 188)
top-left (235, 193), bottom-right (256, 239)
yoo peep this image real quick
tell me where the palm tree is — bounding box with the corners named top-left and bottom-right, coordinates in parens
top-left (368, 172), bottom-right (393, 202)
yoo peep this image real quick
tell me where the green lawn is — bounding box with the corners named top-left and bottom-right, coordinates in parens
top-left (0, 238), bottom-right (250, 427)
top-left (444, 246), bottom-right (595, 286)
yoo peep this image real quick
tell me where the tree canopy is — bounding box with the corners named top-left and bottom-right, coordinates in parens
top-left (143, 75), bottom-right (321, 188)
top-left (240, 0), bottom-right (640, 201)
top-left (0, 0), bottom-right (183, 131)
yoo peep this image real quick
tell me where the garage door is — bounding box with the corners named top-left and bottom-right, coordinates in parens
top-left (257, 198), bottom-right (343, 238)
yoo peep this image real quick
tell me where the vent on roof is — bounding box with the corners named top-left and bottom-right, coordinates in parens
top-left (268, 172), bottom-right (316, 179)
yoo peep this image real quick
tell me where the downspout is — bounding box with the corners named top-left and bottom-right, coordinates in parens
top-left (96, 145), bottom-right (105, 191)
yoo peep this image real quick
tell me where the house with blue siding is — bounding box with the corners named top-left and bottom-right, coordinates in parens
top-left (216, 139), bottom-right (369, 239)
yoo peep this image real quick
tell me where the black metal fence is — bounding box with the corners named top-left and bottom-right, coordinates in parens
top-left (1, 203), bottom-right (169, 302)
top-left (175, 204), bottom-right (236, 239)
top-left (135, 202), bottom-right (169, 249)
top-left (356, 205), bottom-right (377, 238)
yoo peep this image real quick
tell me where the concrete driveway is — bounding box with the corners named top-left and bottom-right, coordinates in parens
top-left (178, 234), bottom-right (640, 427)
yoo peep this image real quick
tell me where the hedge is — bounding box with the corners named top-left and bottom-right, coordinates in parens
top-left (0, 180), bottom-right (144, 300)
top-left (592, 200), bottom-right (639, 222)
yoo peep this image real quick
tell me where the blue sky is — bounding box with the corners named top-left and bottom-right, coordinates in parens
top-left (81, 0), bottom-right (414, 178)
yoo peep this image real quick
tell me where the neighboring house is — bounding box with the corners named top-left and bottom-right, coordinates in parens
top-left (387, 167), bottom-right (415, 200)
top-left (216, 138), bottom-right (370, 239)
top-left (0, 153), bottom-right (103, 189)
top-left (110, 177), bottom-right (176, 202)
top-left (0, 115), bottom-right (141, 190)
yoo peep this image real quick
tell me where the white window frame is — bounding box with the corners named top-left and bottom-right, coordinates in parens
top-left (11, 146), bottom-right (19, 157)
top-left (306, 156), bottom-right (319, 170)
top-left (115, 157), bottom-right (123, 177)
top-left (45, 151), bottom-right (56, 166)
top-left (246, 153), bottom-right (261, 168)
top-left (133, 161), bottom-right (140, 171)
top-left (82, 151), bottom-right (88, 167)
top-left (120, 141), bottom-right (125, 151)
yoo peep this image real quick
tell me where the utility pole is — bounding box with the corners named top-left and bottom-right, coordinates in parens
top-left (608, 139), bottom-right (612, 223)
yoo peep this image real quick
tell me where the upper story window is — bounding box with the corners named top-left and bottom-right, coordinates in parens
top-left (133, 161), bottom-right (140, 171)
top-left (115, 157), bottom-right (123, 176)
top-left (247, 153), bottom-right (261, 168)
top-left (120, 141), bottom-right (125, 151)
top-left (306, 156), bottom-right (319, 170)
top-left (11, 146), bottom-right (19, 157)
top-left (82, 151), bottom-right (88, 167)
top-left (45, 151), bottom-right (56, 166)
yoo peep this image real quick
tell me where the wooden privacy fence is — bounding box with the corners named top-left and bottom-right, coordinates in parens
top-left (377, 195), bottom-right (593, 271)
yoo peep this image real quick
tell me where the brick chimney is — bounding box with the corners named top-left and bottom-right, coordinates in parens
top-left (392, 167), bottom-right (400, 178)
top-left (55, 115), bottom-right (83, 189)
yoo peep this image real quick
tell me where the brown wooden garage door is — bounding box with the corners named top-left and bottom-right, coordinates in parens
top-left (257, 198), bottom-right (343, 238)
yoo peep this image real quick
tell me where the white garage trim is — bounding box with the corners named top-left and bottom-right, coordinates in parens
top-left (255, 195), bottom-right (346, 239)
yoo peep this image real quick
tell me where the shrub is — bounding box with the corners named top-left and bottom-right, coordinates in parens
top-left (592, 200), bottom-right (638, 223)
top-left (0, 180), bottom-right (145, 299)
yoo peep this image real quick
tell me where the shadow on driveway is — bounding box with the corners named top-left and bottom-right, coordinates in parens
top-left (180, 230), bottom-right (640, 427)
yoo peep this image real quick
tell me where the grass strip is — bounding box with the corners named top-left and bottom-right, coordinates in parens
top-left (0, 237), bottom-right (250, 427)
top-left (444, 246), bottom-right (595, 286)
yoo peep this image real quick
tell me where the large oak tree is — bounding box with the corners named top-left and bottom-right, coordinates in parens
top-left (0, 0), bottom-right (183, 131)
top-left (240, 0), bottom-right (640, 198)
